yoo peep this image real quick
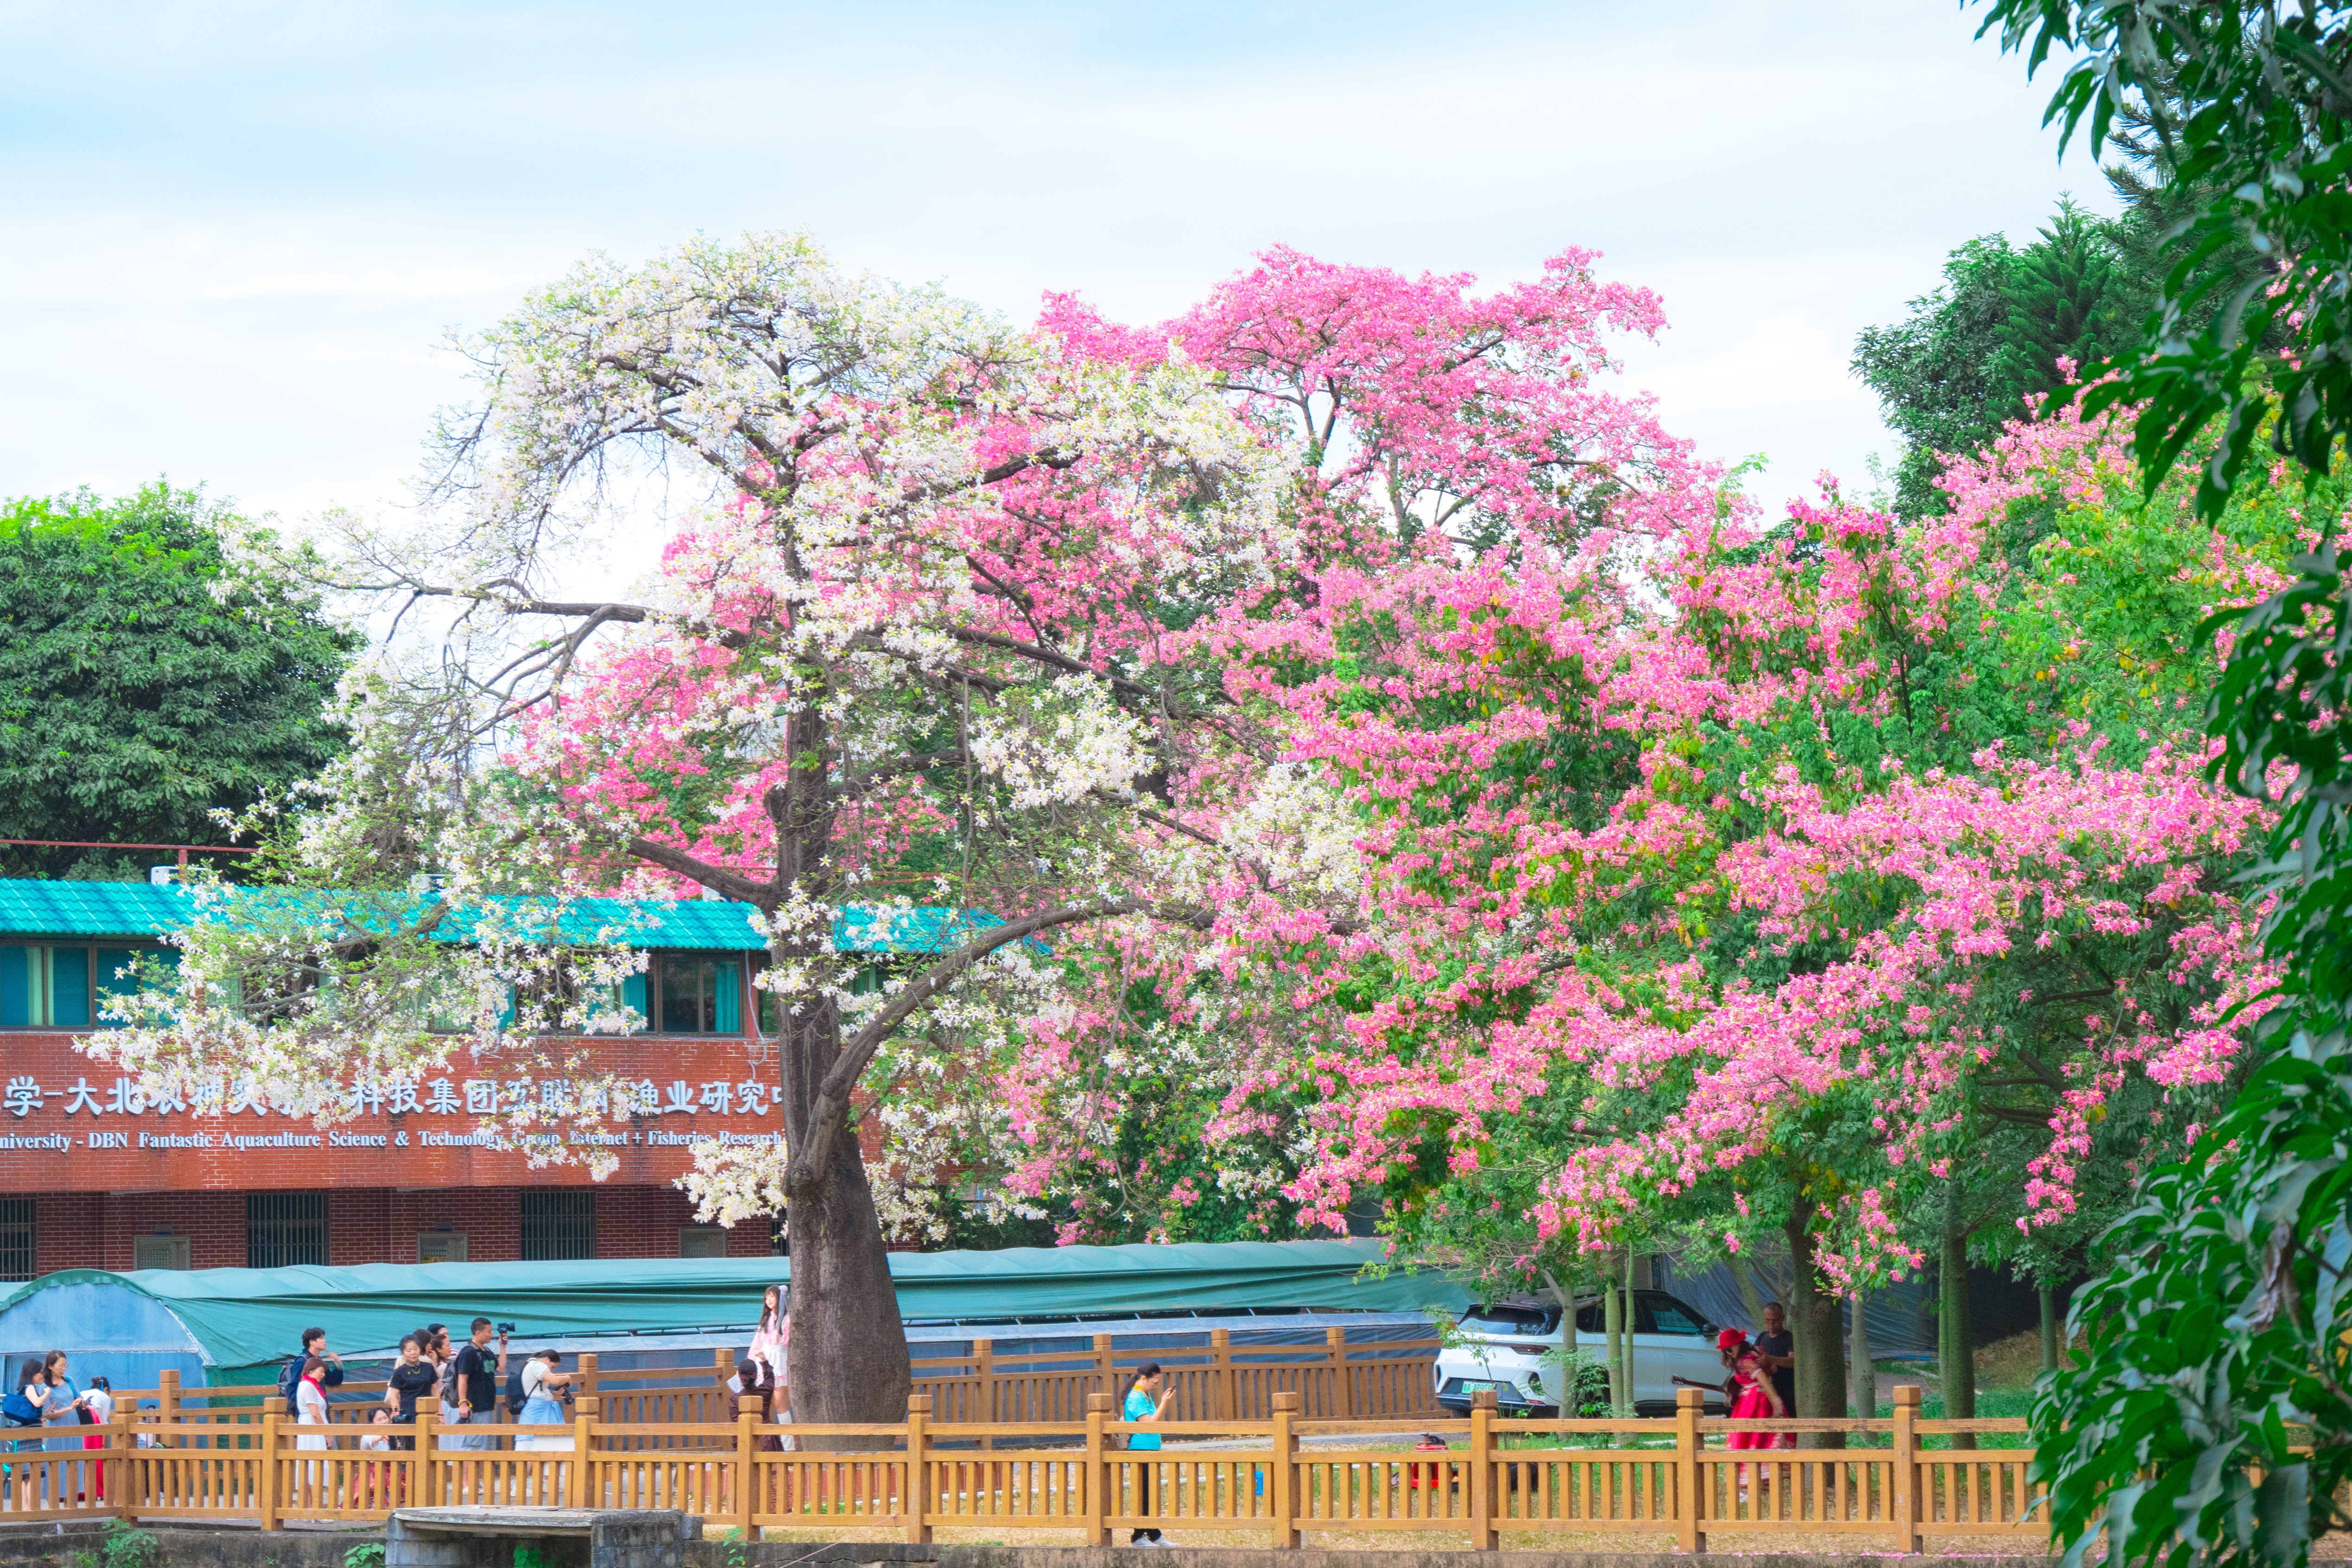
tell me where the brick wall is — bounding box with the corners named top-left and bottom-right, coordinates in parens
top-left (18, 1184), bottom-right (783, 1272)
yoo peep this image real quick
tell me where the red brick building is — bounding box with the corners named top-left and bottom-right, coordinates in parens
top-left (0, 879), bottom-right (927, 1277)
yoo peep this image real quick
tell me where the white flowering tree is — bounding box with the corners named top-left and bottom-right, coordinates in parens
top-left (92, 232), bottom-right (1323, 1429)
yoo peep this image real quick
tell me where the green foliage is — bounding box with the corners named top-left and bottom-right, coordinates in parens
top-left (342, 1545), bottom-right (386, 1568)
top-left (1965, 6), bottom-right (2352, 1566)
top-left (0, 484), bottom-right (358, 871)
top-left (98, 1524), bottom-right (160, 1568)
top-left (1855, 202), bottom-right (2153, 518)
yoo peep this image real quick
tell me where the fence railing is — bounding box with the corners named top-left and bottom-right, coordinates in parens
top-left (0, 1385), bottom-right (2041, 1550)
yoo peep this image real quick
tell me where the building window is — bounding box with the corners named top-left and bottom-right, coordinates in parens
top-left (132, 1233), bottom-right (190, 1271)
top-left (657, 954), bottom-right (742, 1035)
top-left (521, 1190), bottom-right (596, 1260)
top-left (247, 1192), bottom-right (328, 1268)
top-left (678, 1226), bottom-right (727, 1259)
top-left (0, 944), bottom-right (165, 1028)
top-left (416, 1231), bottom-right (469, 1263)
top-left (0, 1200), bottom-right (32, 1281)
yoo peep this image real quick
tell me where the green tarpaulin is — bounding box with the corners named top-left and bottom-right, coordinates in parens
top-left (0, 1240), bottom-right (1463, 1381)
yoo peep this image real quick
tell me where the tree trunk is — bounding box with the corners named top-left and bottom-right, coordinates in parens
top-left (2038, 1282), bottom-right (2058, 1375)
top-left (786, 1105), bottom-right (913, 1441)
top-left (1730, 1252), bottom-right (1767, 1331)
top-left (769, 699), bottom-right (912, 1444)
top-left (1939, 1187), bottom-right (1975, 1450)
top-left (1542, 1267), bottom-right (1577, 1416)
top-left (1622, 1248), bottom-right (1639, 1412)
top-left (1603, 1254), bottom-right (1628, 1417)
top-left (1848, 1288), bottom-right (1874, 1440)
top-left (1782, 1200), bottom-right (1846, 1447)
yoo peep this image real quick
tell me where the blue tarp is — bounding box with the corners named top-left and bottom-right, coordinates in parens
top-left (0, 1240), bottom-right (1467, 1386)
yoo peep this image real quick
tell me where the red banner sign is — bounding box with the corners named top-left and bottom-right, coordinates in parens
top-left (0, 1031), bottom-right (780, 1191)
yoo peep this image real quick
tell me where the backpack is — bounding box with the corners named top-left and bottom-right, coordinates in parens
top-left (1106, 1388), bottom-right (1130, 1450)
top-left (1, 1390), bottom-right (38, 1428)
top-left (278, 1357), bottom-right (306, 1408)
top-left (504, 1367), bottom-right (525, 1414)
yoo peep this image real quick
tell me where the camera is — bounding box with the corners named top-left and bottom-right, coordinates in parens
top-left (495, 1322), bottom-right (515, 1335)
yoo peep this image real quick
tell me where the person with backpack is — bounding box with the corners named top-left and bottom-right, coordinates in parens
top-left (1116, 1363), bottom-right (1174, 1546)
top-left (278, 1329), bottom-right (342, 1408)
top-left (447, 1319), bottom-right (506, 1452)
top-left (514, 1350), bottom-right (575, 1453)
top-left (3, 1361), bottom-right (46, 1512)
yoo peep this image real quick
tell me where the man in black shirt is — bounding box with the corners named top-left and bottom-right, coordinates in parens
top-left (1754, 1301), bottom-right (1797, 1416)
top-left (449, 1318), bottom-right (507, 1450)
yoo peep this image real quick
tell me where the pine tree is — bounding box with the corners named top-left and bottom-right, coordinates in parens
top-left (1854, 199), bottom-right (2158, 519)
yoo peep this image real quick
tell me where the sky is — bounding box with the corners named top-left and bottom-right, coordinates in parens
top-left (0, 0), bottom-right (2112, 584)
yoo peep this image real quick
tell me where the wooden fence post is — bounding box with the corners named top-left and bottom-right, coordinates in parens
top-left (157, 1370), bottom-right (179, 1435)
top-left (577, 1352), bottom-right (599, 1412)
top-left (258, 1409), bottom-right (279, 1531)
top-left (1326, 1327), bottom-right (1353, 1418)
top-left (106, 1414), bottom-right (129, 1524)
top-left (975, 1339), bottom-right (994, 1449)
top-left (417, 1411), bottom-right (438, 1508)
top-left (1084, 1391), bottom-right (1112, 1547)
top-left (714, 1347), bottom-right (735, 1429)
top-left (1210, 1329), bottom-right (1232, 1421)
top-left (1676, 1385), bottom-right (1705, 1554)
top-left (1469, 1388), bottom-right (1497, 1551)
top-left (572, 1397), bottom-right (597, 1510)
top-left (905, 1394), bottom-right (932, 1545)
top-left (1270, 1390), bottom-right (1300, 1549)
top-left (1094, 1333), bottom-right (1115, 1408)
top-left (735, 1409), bottom-right (757, 1537)
top-left (1890, 1384), bottom-right (1921, 1554)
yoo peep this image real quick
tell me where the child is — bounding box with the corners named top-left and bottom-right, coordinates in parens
top-left (360, 1407), bottom-right (395, 1506)
top-left (78, 1378), bottom-right (112, 1502)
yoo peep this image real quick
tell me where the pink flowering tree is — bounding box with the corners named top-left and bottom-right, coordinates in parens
top-left (1004, 388), bottom-right (2303, 1425)
top-left (998, 247), bottom-right (1731, 1245)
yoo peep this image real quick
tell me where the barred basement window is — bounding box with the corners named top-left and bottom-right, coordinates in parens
top-left (520, 1190), bottom-right (596, 1260)
top-left (247, 1192), bottom-right (328, 1269)
top-left (0, 1199), bottom-right (33, 1281)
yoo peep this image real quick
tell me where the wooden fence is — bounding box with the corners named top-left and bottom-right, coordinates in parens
top-left (0, 1385), bottom-right (2043, 1550)
top-left (104, 1327), bottom-right (1444, 1438)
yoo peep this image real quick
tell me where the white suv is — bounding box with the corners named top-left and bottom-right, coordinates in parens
top-left (1433, 1289), bottom-right (1730, 1417)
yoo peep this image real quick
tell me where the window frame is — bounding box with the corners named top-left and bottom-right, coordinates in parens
top-left (0, 940), bottom-right (169, 1030)
top-left (520, 1189), bottom-right (597, 1261)
top-left (0, 1198), bottom-right (33, 1282)
top-left (651, 952), bottom-right (748, 1037)
top-left (247, 1192), bottom-right (329, 1269)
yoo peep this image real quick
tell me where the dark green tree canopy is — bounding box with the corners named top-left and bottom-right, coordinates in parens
top-left (1854, 199), bottom-right (2155, 518)
top-left (0, 485), bottom-right (359, 870)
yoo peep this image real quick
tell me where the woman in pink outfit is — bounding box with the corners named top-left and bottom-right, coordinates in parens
top-left (1722, 1338), bottom-right (1785, 1503)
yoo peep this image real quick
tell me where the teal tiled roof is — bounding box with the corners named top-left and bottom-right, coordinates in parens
top-left (0, 879), bottom-right (191, 937)
top-left (0, 880), bottom-right (1008, 954)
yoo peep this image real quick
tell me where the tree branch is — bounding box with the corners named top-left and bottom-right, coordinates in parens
top-left (787, 897), bottom-right (1144, 1191)
top-left (624, 837), bottom-right (775, 905)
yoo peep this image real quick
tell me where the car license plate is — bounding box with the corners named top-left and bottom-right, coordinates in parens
top-left (1458, 1380), bottom-right (1498, 1393)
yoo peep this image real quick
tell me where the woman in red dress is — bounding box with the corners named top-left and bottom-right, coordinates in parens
top-left (1723, 1343), bottom-right (1786, 1502)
